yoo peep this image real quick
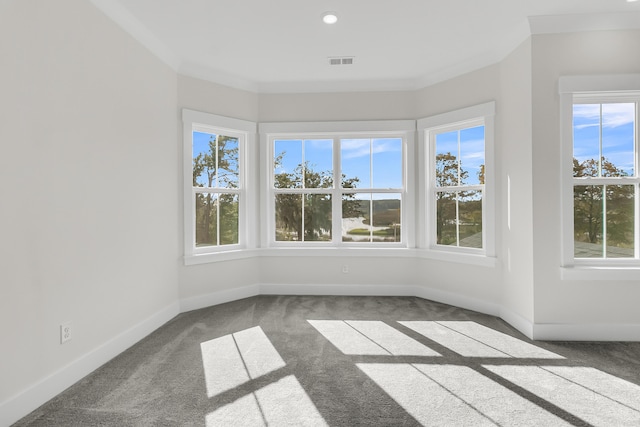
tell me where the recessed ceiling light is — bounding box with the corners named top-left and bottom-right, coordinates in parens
top-left (627, 0), bottom-right (639, 3)
top-left (322, 12), bottom-right (338, 24)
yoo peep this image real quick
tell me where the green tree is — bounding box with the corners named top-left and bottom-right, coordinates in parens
top-left (435, 152), bottom-right (468, 245)
top-left (274, 159), bottom-right (359, 241)
top-left (573, 157), bottom-right (633, 250)
top-left (193, 135), bottom-right (239, 246)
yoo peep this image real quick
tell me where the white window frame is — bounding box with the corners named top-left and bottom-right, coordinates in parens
top-left (559, 75), bottom-right (640, 278)
top-left (418, 102), bottom-right (496, 263)
top-left (182, 109), bottom-right (257, 264)
top-left (259, 120), bottom-right (415, 249)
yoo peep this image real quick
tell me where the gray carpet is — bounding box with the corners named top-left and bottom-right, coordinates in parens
top-left (13, 295), bottom-right (640, 426)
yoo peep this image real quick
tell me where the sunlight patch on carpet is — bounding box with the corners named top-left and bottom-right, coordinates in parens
top-left (200, 326), bottom-right (286, 397)
top-left (401, 321), bottom-right (514, 357)
top-left (308, 320), bottom-right (440, 356)
top-left (485, 365), bottom-right (640, 426)
top-left (435, 321), bottom-right (563, 358)
top-left (357, 363), bottom-right (496, 426)
top-left (205, 375), bottom-right (328, 427)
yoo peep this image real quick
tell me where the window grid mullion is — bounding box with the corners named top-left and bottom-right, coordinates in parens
top-left (599, 104), bottom-right (603, 177)
top-left (455, 192), bottom-right (460, 246)
top-left (602, 185), bottom-right (607, 258)
top-left (333, 137), bottom-right (341, 244)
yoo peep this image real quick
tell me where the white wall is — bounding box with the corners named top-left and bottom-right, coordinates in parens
top-left (531, 30), bottom-right (640, 327)
top-left (414, 64), bottom-right (504, 313)
top-left (0, 0), bottom-right (179, 418)
top-left (4, 4), bottom-right (640, 423)
top-left (498, 39), bottom-right (535, 328)
top-left (258, 90), bottom-right (416, 122)
top-left (177, 66), bottom-right (504, 315)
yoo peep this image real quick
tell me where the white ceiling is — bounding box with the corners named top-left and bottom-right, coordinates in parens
top-left (91, 0), bottom-right (640, 93)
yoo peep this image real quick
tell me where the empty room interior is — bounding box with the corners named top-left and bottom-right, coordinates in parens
top-left (2, 0), bottom-right (640, 425)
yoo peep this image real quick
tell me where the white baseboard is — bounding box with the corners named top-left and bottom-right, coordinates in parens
top-left (181, 283), bottom-right (500, 318)
top-left (180, 284), bottom-right (260, 313)
top-left (259, 283), bottom-right (418, 297)
top-left (7, 284), bottom-right (639, 426)
top-left (0, 301), bottom-right (180, 427)
top-left (500, 307), bottom-right (534, 339)
top-left (413, 286), bottom-right (501, 318)
top-left (533, 323), bottom-right (640, 341)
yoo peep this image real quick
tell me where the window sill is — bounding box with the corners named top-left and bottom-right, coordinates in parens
top-left (184, 247), bottom-right (498, 267)
top-left (184, 249), bottom-right (261, 265)
top-left (416, 248), bottom-right (498, 268)
top-left (262, 247), bottom-right (415, 258)
top-left (561, 265), bottom-right (640, 281)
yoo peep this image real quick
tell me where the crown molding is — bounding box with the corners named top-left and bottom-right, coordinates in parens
top-left (529, 12), bottom-right (640, 35)
top-left (90, 0), bottom-right (181, 71)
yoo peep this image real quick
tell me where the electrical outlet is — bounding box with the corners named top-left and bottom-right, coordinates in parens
top-left (342, 264), bottom-right (349, 274)
top-left (60, 322), bottom-right (72, 344)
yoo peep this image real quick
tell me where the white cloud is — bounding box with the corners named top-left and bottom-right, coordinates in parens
top-left (341, 138), bottom-right (401, 159)
top-left (574, 103), bottom-right (635, 129)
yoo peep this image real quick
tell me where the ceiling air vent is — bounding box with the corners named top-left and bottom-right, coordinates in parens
top-left (329, 56), bottom-right (354, 66)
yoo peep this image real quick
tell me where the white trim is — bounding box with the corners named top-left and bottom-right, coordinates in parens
top-left (529, 12), bottom-right (640, 36)
top-left (7, 282), bottom-right (640, 425)
top-left (415, 249), bottom-right (498, 268)
top-left (499, 308), bottom-right (535, 340)
top-left (417, 101), bottom-right (495, 130)
top-left (559, 74), bottom-right (640, 94)
top-left (260, 283), bottom-right (417, 297)
top-left (259, 120), bottom-right (416, 135)
top-left (413, 286), bottom-right (501, 317)
top-left (89, 0), bottom-right (181, 70)
top-left (559, 76), bottom-right (640, 270)
top-left (182, 109), bottom-right (257, 261)
top-left (419, 101), bottom-right (496, 260)
top-left (182, 109), bottom-right (256, 134)
top-left (533, 322), bottom-right (640, 341)
top-left (184, 248), bottom-right (263, 265)
top-left (179, 282), bottom-right (500, 317)
top-left (0, 302), bottom-right (180, 427)
top-left (180, 284), bottom-right (260, 313)
top-left (261, 120), bottom-right (414, 248)
top-left (560, 266), bottom-right (640, 281)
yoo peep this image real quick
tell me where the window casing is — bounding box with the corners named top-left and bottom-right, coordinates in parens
top-left (183, 109), bottom-right (256, 261)
top-left (260, 121), bottom-right (414, 248)
top-left (561, 86), bottom-right (640, 267)
top-left (419, 102), bottom-right (495, 258)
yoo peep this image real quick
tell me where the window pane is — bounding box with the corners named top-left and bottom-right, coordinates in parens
top-left (602, 103), bottom-right (635, 177)
top-left (436, 191), bottom-right (457, 246)
top-left (435, 131), bottom-right (459, 187)
top-left (219, 194), bottom-right (239, 245)
top-left (304, 139), bottom-right (333, 189)
top-left (341, 139), bottom-right (371, 188)
top-left (195, 193), bottom-right (218, 247)
top-left (275, 194), bottom-right (302, 241)
top-left (574, 185), bottom-right (603, 258)
top-left (274, 140), bottom-right (302, 189)
top-left (342, 193), bottom-right (370, 242)
top-left (573, 104), bottom-right (601, 177)
top-left (459, 190), bottom-right (483, 249)
top-left (372, 138), bottom-right (402, 188)
top-left (217, 136), bottom-right (239, 188)
top-left (304, 194), bottom-right (332, 241)
top-left (372, 194), bottom-right (401, 242)
top-left (460, 126), bottom-right (485, 186)
top-left (193, 132), bottom-right (239, 188)
top-left (606, 185), bottom-right (634, 258)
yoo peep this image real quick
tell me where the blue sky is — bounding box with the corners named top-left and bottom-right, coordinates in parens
top-left (274, 138), bottom-right (403, 192)
top-left (193, 131), bottom-right (239, 187)
top-left (573, 103), bottom-right (636, 176)
top-left (435, 125), bottom-right (485, 186)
